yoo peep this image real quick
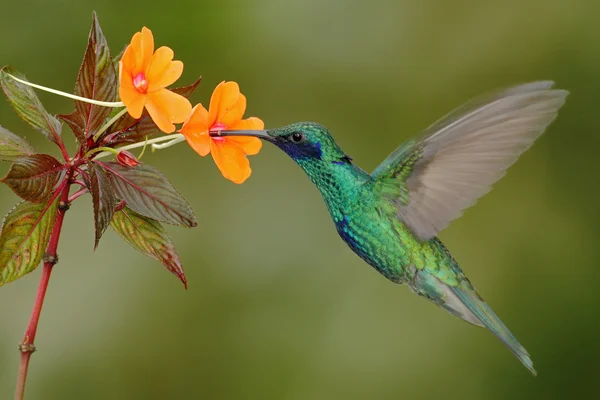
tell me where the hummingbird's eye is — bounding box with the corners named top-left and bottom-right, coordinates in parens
top-left (290, 132), bottom-right (305, 143)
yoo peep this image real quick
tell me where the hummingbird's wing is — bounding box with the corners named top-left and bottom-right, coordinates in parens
top-left (372, 82), bottom-right (568, 240)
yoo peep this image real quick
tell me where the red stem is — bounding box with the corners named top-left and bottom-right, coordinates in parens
top-left (14, 170), bottom-right (73, 400)
top-left (68, 187), bottom-right (88, 203)
top-left (53, 134), bottom-right (70, 164)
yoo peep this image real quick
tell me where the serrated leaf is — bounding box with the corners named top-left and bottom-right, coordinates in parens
top-left (0, 125), bottom-right (36, 161)
top-left (88, 161), bottom-right (118, 247)
top-left (100, 161), bottom-right (196, 227)
top-left (102, 77), bottom-right (202, 146)
top-left (0, 199), bottom-right (58, 286)
top-left (0, 66), bottom-right (62, 145)
top-left (1, 154), bottom-right (66, 203)
top-left (111, 207), bottom-right (186, 286)
top-left (58, 13), bottom-right (117, 147)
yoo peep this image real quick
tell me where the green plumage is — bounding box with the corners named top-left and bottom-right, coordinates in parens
top-left (218, 82), bottom-right (568, 375)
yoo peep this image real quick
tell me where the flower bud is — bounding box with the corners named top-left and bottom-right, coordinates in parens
top-left (116, 151), bottom-right (139, 168)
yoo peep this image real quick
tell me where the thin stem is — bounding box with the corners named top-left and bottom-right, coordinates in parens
top-left (14, 172), bottom-right (73, 400)
top-left (94, 134), bottom-right (186, 160)
top-left (56, 140), bottom-right (70, 164)
top-left (75, 168), bottom-right (90, 185)
top-left (71, 180), bottom-right (87, 188)
top-left (85, 146), bottom-right (120, 158)
top-left (137, 136), bottom-right (149, 160)
top-left (7, 74), bottom-right (124, 107)
top-left (92, 108), bottom-right (129, 142)
top-left (68, 188), bottom-right (88, 203)
top-left (151, 135), bottom-right (186, 150)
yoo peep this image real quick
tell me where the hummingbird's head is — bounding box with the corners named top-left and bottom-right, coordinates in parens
top-left (213, 121), bottom-right (352, 166)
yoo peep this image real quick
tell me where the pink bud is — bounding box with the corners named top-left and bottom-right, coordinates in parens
top-left (116, 151), bottom-right (139, 168)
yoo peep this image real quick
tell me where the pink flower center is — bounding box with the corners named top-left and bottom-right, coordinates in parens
top-left (133, 73), bottom-right (149, 94)
top-left (210, 122), bottom-right (227, 142)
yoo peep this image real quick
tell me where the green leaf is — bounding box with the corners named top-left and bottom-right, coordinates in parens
top-left (111, 207), bottom-right (186, 287)
top-left (0, 66), bottom-right (63, 145)
top-left (87, 161), bottom-right (118, 248)
top-left (58, 12), bottom-right (117, 148)
top-left (0, 125), bottom-right (37, 161)
top-left (1, 154), bottom-right (66, 203)
top-left (0, 199), bottom-right (58, 286)
top-left (102, 77), bottom-right (202, 146)
top-left (100, 161), bottom-right (196, 227)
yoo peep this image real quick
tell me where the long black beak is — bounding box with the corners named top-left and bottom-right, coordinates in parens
top-left (209, 130), bottom-right (271, 140)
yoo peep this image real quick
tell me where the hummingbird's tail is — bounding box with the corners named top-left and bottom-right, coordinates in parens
top-left (447, 282), bottom-right (536, 375)
top-left (410, 269), bottom-right (535, 375)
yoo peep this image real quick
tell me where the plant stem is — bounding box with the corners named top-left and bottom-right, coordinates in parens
top-left (14, 173), bottom-right (73, 400)
top-left (94, 133), bottom-right (186, 160)
top-left (85, 146), bottom-right (120, 158)
top-left (151, 135), bottom-right (186, 150)
top-left (6, 74), bottom-right (124, 107)
top-left (68, 187), bottom-right (88, 203)
top-left (92, 108), bottom-right (128, 142)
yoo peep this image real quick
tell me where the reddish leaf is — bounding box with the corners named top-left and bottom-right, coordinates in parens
top-left (87, 161), bottom-right (117, 248)
top-left (100, 161), bottom-right (196, 227)
top-left (111, 207), bottom-right (186, 287)
top-left (0, 125), bottom-right (36, 161)
top-left (59, 12), bottom-right (117, 148)
top-left (102, 77), bottom-right (202, 146)
top-left (0, 66), bottom-right (63, 145)
top-left (1, 154), bottom-right (66, 203)
top-left (0, 199), bottom-right (58, 286)
top-left (172, 77), bottom-right (203, 99)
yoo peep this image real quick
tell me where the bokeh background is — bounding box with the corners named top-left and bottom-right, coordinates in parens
top-left (1, 0), bottom-right (599, 399)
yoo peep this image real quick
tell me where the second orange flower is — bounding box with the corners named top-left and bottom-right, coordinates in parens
top-left (180, 81), bottom-right (264, 184)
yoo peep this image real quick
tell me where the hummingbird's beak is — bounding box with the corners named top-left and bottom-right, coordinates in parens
top-left (209, 129), bottom-right (271, 140)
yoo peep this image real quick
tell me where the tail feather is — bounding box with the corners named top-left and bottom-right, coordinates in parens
top-left (448, 284), bottom-right (536, 375)
top-left (410, 265), bottom-right (536, 375)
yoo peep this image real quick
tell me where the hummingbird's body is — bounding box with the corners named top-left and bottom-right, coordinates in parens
top-left (299, 160), bottom-right (413, 283)
top-left (292, 144), bottom-right (533, 371)
top-left (217, 82), bottom-right (568, 374)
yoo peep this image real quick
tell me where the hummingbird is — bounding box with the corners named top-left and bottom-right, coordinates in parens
top-left (213, 81), bottom-right (567, 374)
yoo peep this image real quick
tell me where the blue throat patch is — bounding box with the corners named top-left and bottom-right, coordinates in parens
top-left (276, 141), bottom-right (322, 160)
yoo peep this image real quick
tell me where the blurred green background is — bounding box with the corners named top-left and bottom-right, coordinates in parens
top-left (1, 0), bottom-right (599, 399)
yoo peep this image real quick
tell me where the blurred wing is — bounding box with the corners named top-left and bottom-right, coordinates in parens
top-left (373, 81), bottom-right (568, 240)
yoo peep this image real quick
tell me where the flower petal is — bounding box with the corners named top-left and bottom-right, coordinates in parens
top-left (122, 27), bottom-right (154, 74)
top-left (146, 89), bottom-right (192, 133)
top-left (119, 68), bottom-right (146, 118)
top-left (138, 28), bottom-right (155, 69)
top-left (180, 104), bottom-right (210, 134)
top-left (210, 139), bottom-right (252, 184)
top-left (228, 116), bottom-right (264, 131)
top-left (221, 93), bottom-right (246, 127)
top-left (226, 136), bottom-right (262, 156)
top-left (184, 132), bottom-right (211, 157)
top-left (120, 46), bottom-right (135, 76)
top-left (150, 60), bottom-right (183, 92)
top-left (208, 81), bottom-right (245, 127)
top-left (146, 47), bottom-right (183, 91)
top-left (227, 117), bottom-right (264, 155)
top-left (180, 104), bottom-right (211, 156)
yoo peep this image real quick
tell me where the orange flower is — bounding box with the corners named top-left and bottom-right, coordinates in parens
top-left (179, 81), bottom-right (263, 184)
top-left (119, 27), bottom-right (192, 133)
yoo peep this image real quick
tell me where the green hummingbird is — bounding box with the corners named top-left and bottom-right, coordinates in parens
top-left (214, 81), bottom-right (567, 374)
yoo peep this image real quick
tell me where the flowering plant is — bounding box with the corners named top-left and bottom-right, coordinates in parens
top-left (0, 13), bottom-right (263, 399)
